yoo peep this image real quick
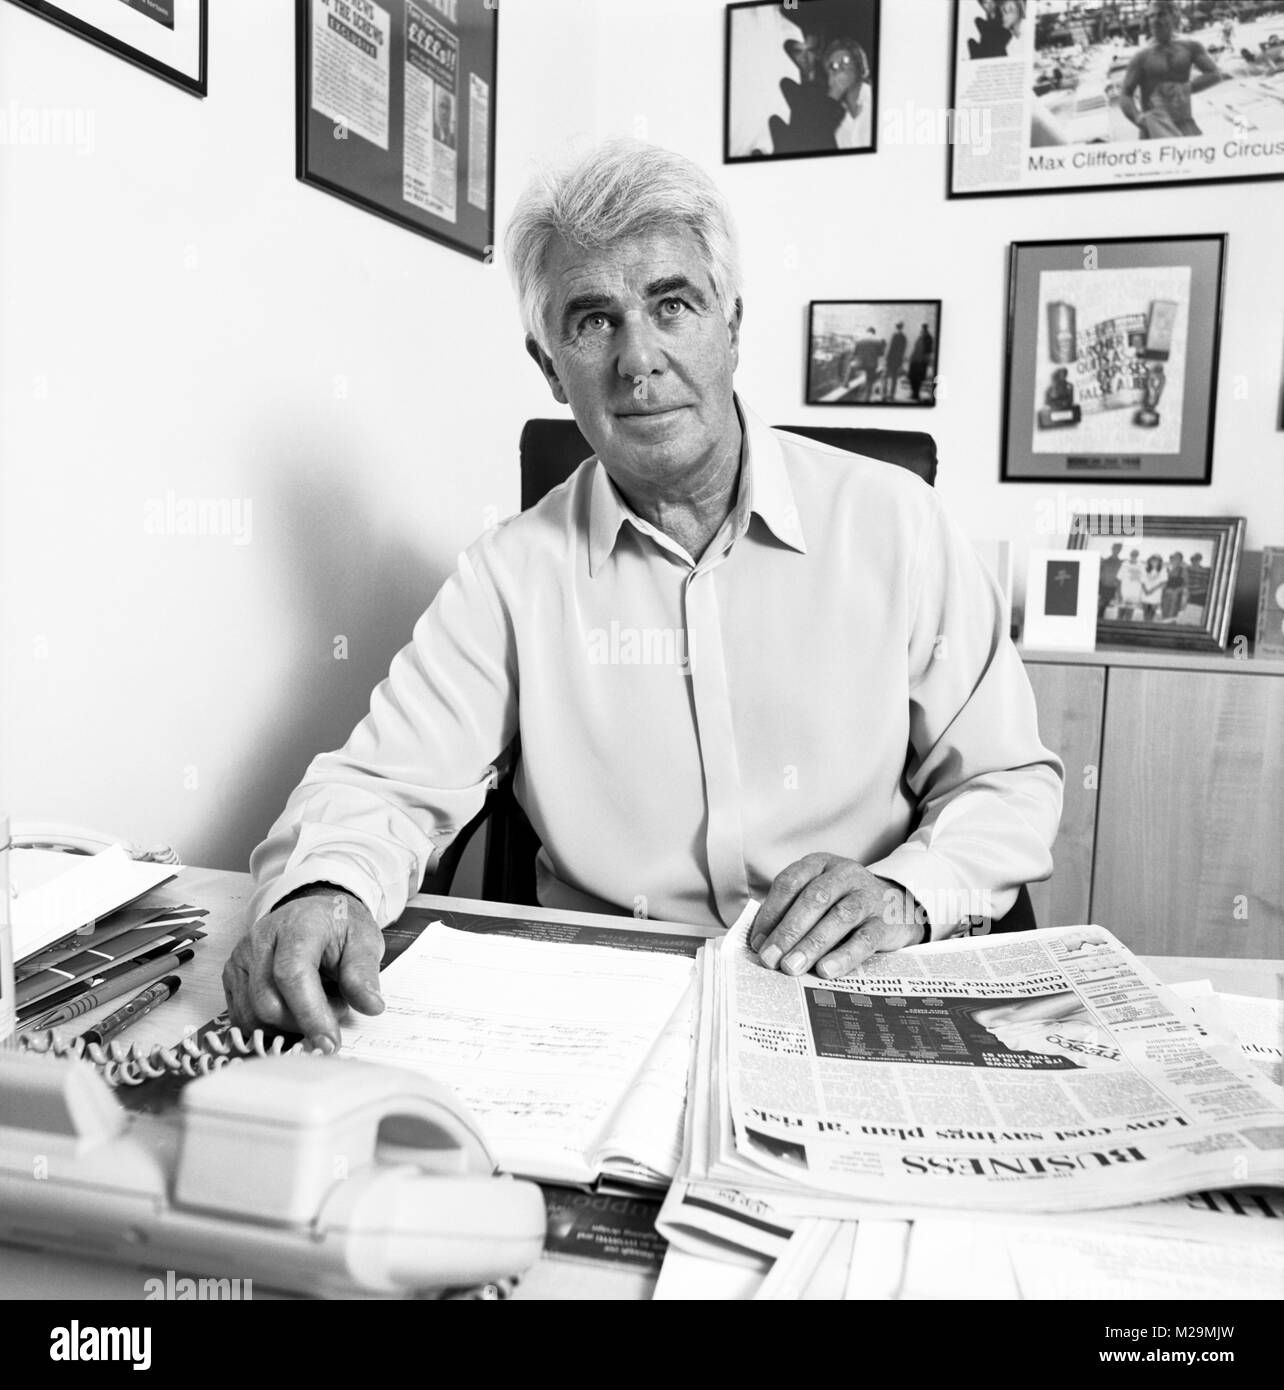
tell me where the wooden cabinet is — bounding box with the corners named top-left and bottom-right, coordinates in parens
top-left (1021, 649), bottom-right (1284, 959)
top-left (1022, 663), bottom-right (1103, 933)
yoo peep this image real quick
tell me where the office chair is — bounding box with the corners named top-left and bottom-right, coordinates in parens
top-left (428, 418), bottom-right (1036, 933)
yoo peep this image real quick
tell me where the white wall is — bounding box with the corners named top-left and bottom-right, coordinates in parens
top-left (2, 0), bottom-right (1281, 871)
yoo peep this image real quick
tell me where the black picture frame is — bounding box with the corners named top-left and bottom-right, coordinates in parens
top-left (806, 300), bottom-right (941, 406)
top-left (5, 0), bottom-right (207, 97)
top-left (1001, 234), bottom-right (1226, 485)
top-left (1067, 512), bottom-right (1245, 652)
top-left (296, 0), bottom-right (498, 263)
top-left (947, 1), bottom-right (1284, 201)
top-left (724, 0), bottom-right (881, 164)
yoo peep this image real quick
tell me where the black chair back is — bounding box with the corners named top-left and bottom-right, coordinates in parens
top-left (519, 418), bottom-right (938, 508)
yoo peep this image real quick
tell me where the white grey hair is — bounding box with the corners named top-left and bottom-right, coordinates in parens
top-left (503, 139), bottom-right (743, 351)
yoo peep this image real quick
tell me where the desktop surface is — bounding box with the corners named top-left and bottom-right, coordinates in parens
top-left (5, 866), bottom-right (1280, 1302)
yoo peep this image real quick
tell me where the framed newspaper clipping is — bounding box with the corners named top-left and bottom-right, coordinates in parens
top-left (948, 1), bottom-right (1284, 199)
top-left (297, 0), bottom-right (497, 262)
top-left (4, 0), bottom-right (207, 96)
top-left (1001, 235), bottom-right (1226, 484)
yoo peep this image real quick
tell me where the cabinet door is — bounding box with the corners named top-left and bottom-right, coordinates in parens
top-left (1093, 669), bottom-right (1284, 958)
top-left (1023, 663), bottom-right (1104, 929)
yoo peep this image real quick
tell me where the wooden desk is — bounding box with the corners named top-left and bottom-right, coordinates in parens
top-left (9, 867), bottom-right (1283, 1302)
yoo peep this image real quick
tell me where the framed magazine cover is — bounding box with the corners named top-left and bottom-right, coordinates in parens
top-left (4, 0), bottom-right (207, 96)
top-left (1001, 235), bottom-right (1226, 484)
top-left (296, 0), bottom-right (497, 262)
top-left (1067, 512), bottom-right (1244, 652)
top-left (948, 0), bottom-right (1284, 200)
top-left (725, 0), bottom-right (881, 162)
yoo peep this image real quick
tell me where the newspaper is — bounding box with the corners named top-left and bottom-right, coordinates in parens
top-left (950, 0), bottom-right (1284, 196)
top-left (659, 914), bottom-right (1284, 1256)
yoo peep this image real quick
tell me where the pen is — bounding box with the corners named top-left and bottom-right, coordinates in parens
top-left (15, 926), bottom-right (205, 1009)
top-left (79, 974), bottom-right (183, 1048)
top-left (22, 948), bottom-right (196, 1031)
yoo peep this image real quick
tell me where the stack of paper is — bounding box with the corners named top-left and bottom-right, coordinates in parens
top-left (340, 918), bottom-right (698, 1190)
top-left (657, 910), bottom-right (1284, 1297)
top-left (10, 847), bottom-right (203, 1034)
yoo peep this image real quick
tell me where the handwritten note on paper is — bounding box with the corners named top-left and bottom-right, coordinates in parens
top-left (340, 920), bottom-right (695, 1184)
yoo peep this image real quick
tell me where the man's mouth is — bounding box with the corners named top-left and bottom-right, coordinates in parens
top-left (618, 404), bottom-right (686, 417)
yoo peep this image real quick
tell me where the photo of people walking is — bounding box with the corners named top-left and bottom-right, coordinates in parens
top-left (807, 299), bottom-right (940, 405)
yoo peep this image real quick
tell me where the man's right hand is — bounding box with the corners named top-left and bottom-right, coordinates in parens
top-left (222, 885), bottom-right (385, 1051)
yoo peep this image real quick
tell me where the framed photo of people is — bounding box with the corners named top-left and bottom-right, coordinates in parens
top-left (1067, 512), bottom-right (1245, 652)
top-left (5, 0), bottom-right (207, 96)
top-left (725, 0), bottom-right (881, 162)
top-left (806, 300), bottom-right (940, 406)
top-left (948, 1), bottom-right (1284, 198)
top-left (1001, 235), bottom-right (1226, 484)
top-left (296, 0), bottom-right (497, 261)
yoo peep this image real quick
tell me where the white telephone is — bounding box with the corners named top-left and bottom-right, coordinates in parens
top-left (0, 1048), bottom-right (547, 1299)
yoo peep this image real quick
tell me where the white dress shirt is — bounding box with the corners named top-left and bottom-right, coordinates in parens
top-left (249, 399), bottom-right (1063, 938)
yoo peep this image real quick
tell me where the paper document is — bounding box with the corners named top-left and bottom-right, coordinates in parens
top-left (341, 920), bottom-right (695, 1186)
top-left (10, 847), bottom-right (175, 960)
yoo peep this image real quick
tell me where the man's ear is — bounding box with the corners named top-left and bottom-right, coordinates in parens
top-left (525, 334), bottom-right (569, 405)
top-left (727, 296), bottom-right (744, 367)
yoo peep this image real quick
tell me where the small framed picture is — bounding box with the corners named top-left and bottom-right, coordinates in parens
top-left (806, 301), bottom-right (940, 406)
top-left (1023, 549), bottom-right (1100, 651)
top-left (1067, 513), bottom-right (1245, 652)
top-left (725, 0), bottom-right (880, 162)
top-left (5, 0), bottom-right (207, 96)
top-left (1002, 235), bottom-right (1226, 484)
top-left (1255, 547), bottom-right (1284, 661)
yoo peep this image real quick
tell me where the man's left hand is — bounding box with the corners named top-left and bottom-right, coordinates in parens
top-left (749, 853), bottom-right (926, 978)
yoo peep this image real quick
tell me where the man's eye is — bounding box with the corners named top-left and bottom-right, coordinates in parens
top-left (580, 312), bottom-right (611, 332)
top-left (659, 298), bottom-right (687, 317)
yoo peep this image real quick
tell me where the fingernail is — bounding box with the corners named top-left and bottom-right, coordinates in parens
top-left (781, 951), bottom-right (804, 974)
top-left (816, 959), bottom-right (836, 978)
top-left (310, 1035), bottom-right (335, 1055)
top-left (759, 945), bottom-right (782, 969)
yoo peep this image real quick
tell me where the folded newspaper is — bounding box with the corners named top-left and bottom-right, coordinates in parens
top-left (659, 912), bottom-right (1284, 1260)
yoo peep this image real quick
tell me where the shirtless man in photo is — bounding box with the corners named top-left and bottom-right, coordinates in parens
top-left (1119, 0), bottom-right (1223, 139)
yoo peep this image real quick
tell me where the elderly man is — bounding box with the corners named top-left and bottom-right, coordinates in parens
top-left (225, 141), bottom-right (1062, 1051)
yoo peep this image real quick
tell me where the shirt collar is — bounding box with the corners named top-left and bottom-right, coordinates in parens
top-left (586, 395), bottom-right (806, 576)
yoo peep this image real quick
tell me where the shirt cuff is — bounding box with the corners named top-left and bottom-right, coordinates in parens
top-left (249, 859), bottom-right (386, 927)
top-left (866, 846), bottom-right (1017, 942)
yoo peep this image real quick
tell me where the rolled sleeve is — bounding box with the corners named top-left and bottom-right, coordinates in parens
top-left (247, 531), bottom-right (519, 928)
top-left (867, 494), bottom-right (1064, 940)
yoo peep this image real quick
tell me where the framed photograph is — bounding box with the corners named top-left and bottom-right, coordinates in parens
top-left (5, 0), bottom-right (207, 96)
top-left (296, 0), bottom-right (497, 262)
top-left (725, 0), bottom-right (880, 162)
top-left (948, 1), bottom-right (1284, 199)
top-left (1002, 235), bottom-right (1226, 484)
top-left (806, 301), bottom-right (940, 406)
top-left (1256, 546), bottom-right (1284, 660)
top-left (1067, 513), bottom-right (1245, 652)
top-left (1022, 548), bottom-right (1099, 650)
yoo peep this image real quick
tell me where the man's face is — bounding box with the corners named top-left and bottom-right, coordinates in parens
top-left (825, 47), bottom-right (861, 103)
top-left (1150, 4), bottom-right (1174, 41)
top-left (528, 226), bottom-right (741, 499)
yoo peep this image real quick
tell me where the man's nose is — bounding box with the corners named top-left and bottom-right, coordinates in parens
top-left (615, 311), bottom-right (666, 381)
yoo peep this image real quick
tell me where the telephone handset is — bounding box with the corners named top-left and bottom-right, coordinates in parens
top-left (0, 1049), bottom-right (546, 1298)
